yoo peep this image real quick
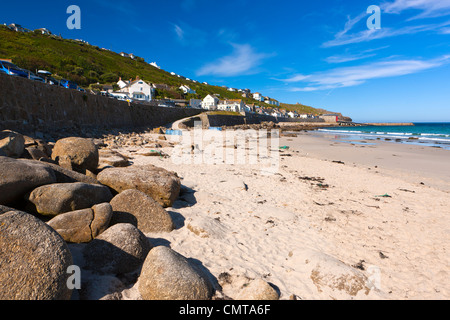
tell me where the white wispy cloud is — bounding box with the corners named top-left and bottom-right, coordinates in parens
top-left (383, 0), bottom-right (450, 19)
top-left (172, 22), bottom-right (207, 47)
top-left (325, 46), bottom-right (389, 64)
top-left (323, 20), bottom-right (450, 47)
top-left (174, 24), bottom-right (185, 41)
top-left (197, 43), bottom-right (272, 77)
top-left (281, 55), bottom-right (450, 91)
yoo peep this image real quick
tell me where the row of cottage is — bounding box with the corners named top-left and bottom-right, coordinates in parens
top-left (107, 78), bottom-right (319, 119)
top-left (111, 78), bottom-right (285, 112)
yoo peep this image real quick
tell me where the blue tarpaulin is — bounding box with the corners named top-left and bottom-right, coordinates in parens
top-left (165, 130), bottom-right (183, 136)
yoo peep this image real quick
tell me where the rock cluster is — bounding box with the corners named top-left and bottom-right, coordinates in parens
top-left (0, 129), bottom-right (198, 300)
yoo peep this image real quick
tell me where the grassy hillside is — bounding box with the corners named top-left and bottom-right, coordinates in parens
top-left (0, 25), bottom-right (332, 114)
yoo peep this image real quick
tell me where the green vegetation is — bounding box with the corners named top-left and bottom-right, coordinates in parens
top-left (0, 25), bottom-right (331, 115)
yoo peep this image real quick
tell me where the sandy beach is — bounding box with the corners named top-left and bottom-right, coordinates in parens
top-left (71, 127), bottom-right (449, 300)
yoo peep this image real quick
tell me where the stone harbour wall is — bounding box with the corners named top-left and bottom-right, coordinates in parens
top-left (0, 73), bottom-right (203, 134)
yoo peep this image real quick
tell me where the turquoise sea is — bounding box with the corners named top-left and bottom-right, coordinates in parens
top-left (317, 123), bottom-right (450, 150)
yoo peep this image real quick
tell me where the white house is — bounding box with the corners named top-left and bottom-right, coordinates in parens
top-left (8, 24), bottom-right (29, 32)
top-left (288, 111), bottom-right (296, 118)
top-left (150, 62), bottom-right (161, 69)
top-left (117, 78), bottom-right (129, 89)
top-left (217, 99), bottom-right (245, 113)
top-left (265, 98), bottom-right (280, 107)
top-left (35, 28), bottom-right (51, 35)
top-left (179, 85), bottom-right (196, 94)
top-left (253, 92), bottom-right (264, 101)
top-left (116, 78), bottom-right (153, 102)
top-left (202, 94), bottom-right (220, 110)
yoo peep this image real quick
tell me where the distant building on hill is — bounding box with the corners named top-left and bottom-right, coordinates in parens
top-left (8, 23), bottom-right (29, 32)
top-left (179, 85), bottom-right (196, 94)
top-left (253, 92), bottom-right (264, 101)
top-left (264, 98), bottom-right (280, 107)
top-left (35, 28), bottom-right (51, 35)
top-left (150, 62), bottom-right (160, 69)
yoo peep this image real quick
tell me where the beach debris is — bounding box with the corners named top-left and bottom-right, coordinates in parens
top-left (332, 160), bottom-right (345, 165)
top-left (398, 188), bottom-right (415, 193)
top-left (279, 146), bottom-right (290, 150)
top-left (375, 193), bottom-right (392, 198)
top-left (379, 251), bottom-right (389, 259)
top-left (352, 260), bottom-right (366, 271)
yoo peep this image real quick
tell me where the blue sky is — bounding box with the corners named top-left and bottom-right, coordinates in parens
top-left (1, 0), bottom-right (450, 122)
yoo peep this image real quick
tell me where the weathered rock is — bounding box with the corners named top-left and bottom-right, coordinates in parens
top-left (25, 146), bottom-right (49, 160)
top-left (138, 246), bottom-right (213, 300)
top-left (186, 216), bottom-right (228, 239)
top-left (0, 205), bottom-right (15, 214)
top-left (38, 161), bottom-right (99, 184)
top-left (47, 203), bottom-right (112, 243)
top-left (91, 203), bottom-right (113, 238)
top-left (0, 130), bottom-right (25, 158)
top-left (0, 210), bottom-right (73, 300)
top-left (47, 208), bottom-right (93, 243)
top-left (99, 149), bottom-right (130, 168)
top-left (235, 279), bottom-right (280, 300)
top-left (83, 223), bottom-right (152, 274)
top-left (110, 189), bottom-right (174, 233)
top-left (52, 137), bottom-right (99, 173)
top-left (0, 156), bottom-right (56, 205)
top-left (26, 182), bottom-right (113, 217)
top-left (97, 165), bottom-right (181, 207)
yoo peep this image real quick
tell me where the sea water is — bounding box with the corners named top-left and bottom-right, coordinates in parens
top-left (317, 123), bottom-right (450, 150)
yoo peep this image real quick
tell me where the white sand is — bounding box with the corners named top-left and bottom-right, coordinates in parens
top-left (87, 129), bottom-right (450, 300)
